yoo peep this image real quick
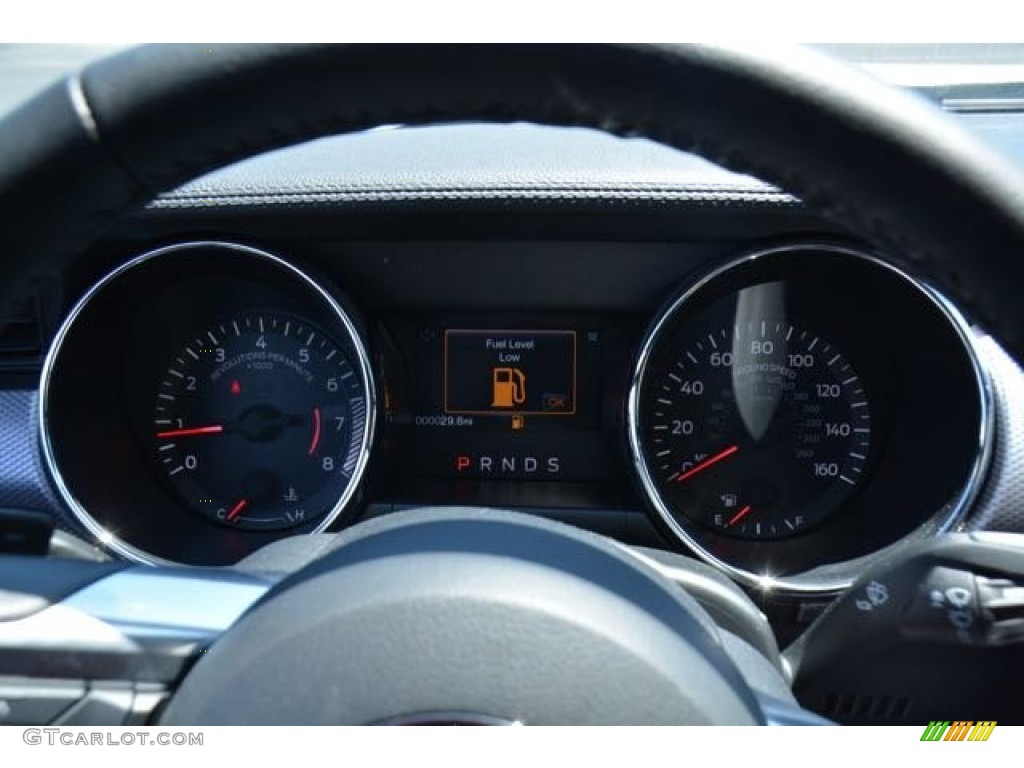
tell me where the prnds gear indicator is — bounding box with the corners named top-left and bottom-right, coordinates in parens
top-left (444, 330), bottom-right (576, 416)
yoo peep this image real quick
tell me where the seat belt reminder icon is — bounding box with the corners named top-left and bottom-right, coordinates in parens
top-left (491, 367), bottom-right (527, 408)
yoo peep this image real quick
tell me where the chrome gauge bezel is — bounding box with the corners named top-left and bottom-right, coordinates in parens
top-left (39, 241), bottom-right (377, 566)
top-left (627, 243), bottom-right (995, 596)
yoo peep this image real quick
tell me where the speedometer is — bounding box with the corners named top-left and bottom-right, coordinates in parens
top-left (643, 321), bottom-right (870, 540)
top-left (628, 244), bottom-right (991, 594)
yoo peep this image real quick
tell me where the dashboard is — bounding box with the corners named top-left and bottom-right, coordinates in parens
top-left (4, 120), bottom-right (1023, 637)
top-left (39, 236), bottom-right (990, 596)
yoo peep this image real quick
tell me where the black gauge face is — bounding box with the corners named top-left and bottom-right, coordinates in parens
top-left (641, 318), bottom-right (870, 540)
top-left (152, 311), bottom-right (367, 531)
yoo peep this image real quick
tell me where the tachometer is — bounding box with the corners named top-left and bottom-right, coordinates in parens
top-left (643, 320), bottom-right (870, 540)
top-left (153, 311), bottom-right (367, 531)
top-left (41, 239), bottom-right (377, 566)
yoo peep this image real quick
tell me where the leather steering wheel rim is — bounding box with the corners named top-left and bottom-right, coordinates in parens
top-left (3, 44), bottom-right (1024, 360)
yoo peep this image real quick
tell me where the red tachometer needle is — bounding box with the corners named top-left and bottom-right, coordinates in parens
top-left (727, 505), bottom-right (753, 527)
top-left (155, 425), bottom-right (224, 439)
top-left (674, 444), bottom-right (739, 484)
top-left (226, 498), bottom-right (248, 522)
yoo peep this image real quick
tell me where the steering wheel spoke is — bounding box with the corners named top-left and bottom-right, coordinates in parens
top-left (0, 560), bottom-right (271, 725)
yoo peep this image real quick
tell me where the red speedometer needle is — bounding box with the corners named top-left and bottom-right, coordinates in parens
top-left (155, 425), bottom-right (224, 439)
top-left (675, 444), bottom-right (739, 484)
top-left (727, 504), bottom-right (753, 527)
top-left (226, 498), bottom-right (248, 522)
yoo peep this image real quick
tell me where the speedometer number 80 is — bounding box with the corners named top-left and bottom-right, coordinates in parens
top-left (640, 321), bottom-right (870, 540)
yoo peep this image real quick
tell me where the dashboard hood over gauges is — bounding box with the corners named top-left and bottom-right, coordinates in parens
top-left (5, 45), bottom-right (1024, 356)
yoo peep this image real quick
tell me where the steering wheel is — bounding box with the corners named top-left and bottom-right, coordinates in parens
top-left (2, 44), bottom-right (1024, 725)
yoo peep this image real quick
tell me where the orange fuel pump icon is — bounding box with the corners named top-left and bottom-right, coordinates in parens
top-left (491, 367), bottom-right (527, 408)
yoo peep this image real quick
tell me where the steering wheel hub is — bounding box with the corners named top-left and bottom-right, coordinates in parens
top-left (158, 509), bottom-right (764, 725)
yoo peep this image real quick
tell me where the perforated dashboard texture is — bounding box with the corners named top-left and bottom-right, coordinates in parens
top-left (0, 390), bottom-right (61, 514)
top-left (969, 335), bottom-right (1024, 533)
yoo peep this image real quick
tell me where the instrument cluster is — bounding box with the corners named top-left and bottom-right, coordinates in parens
top-left (39, 241), bottom-right (992, 592)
